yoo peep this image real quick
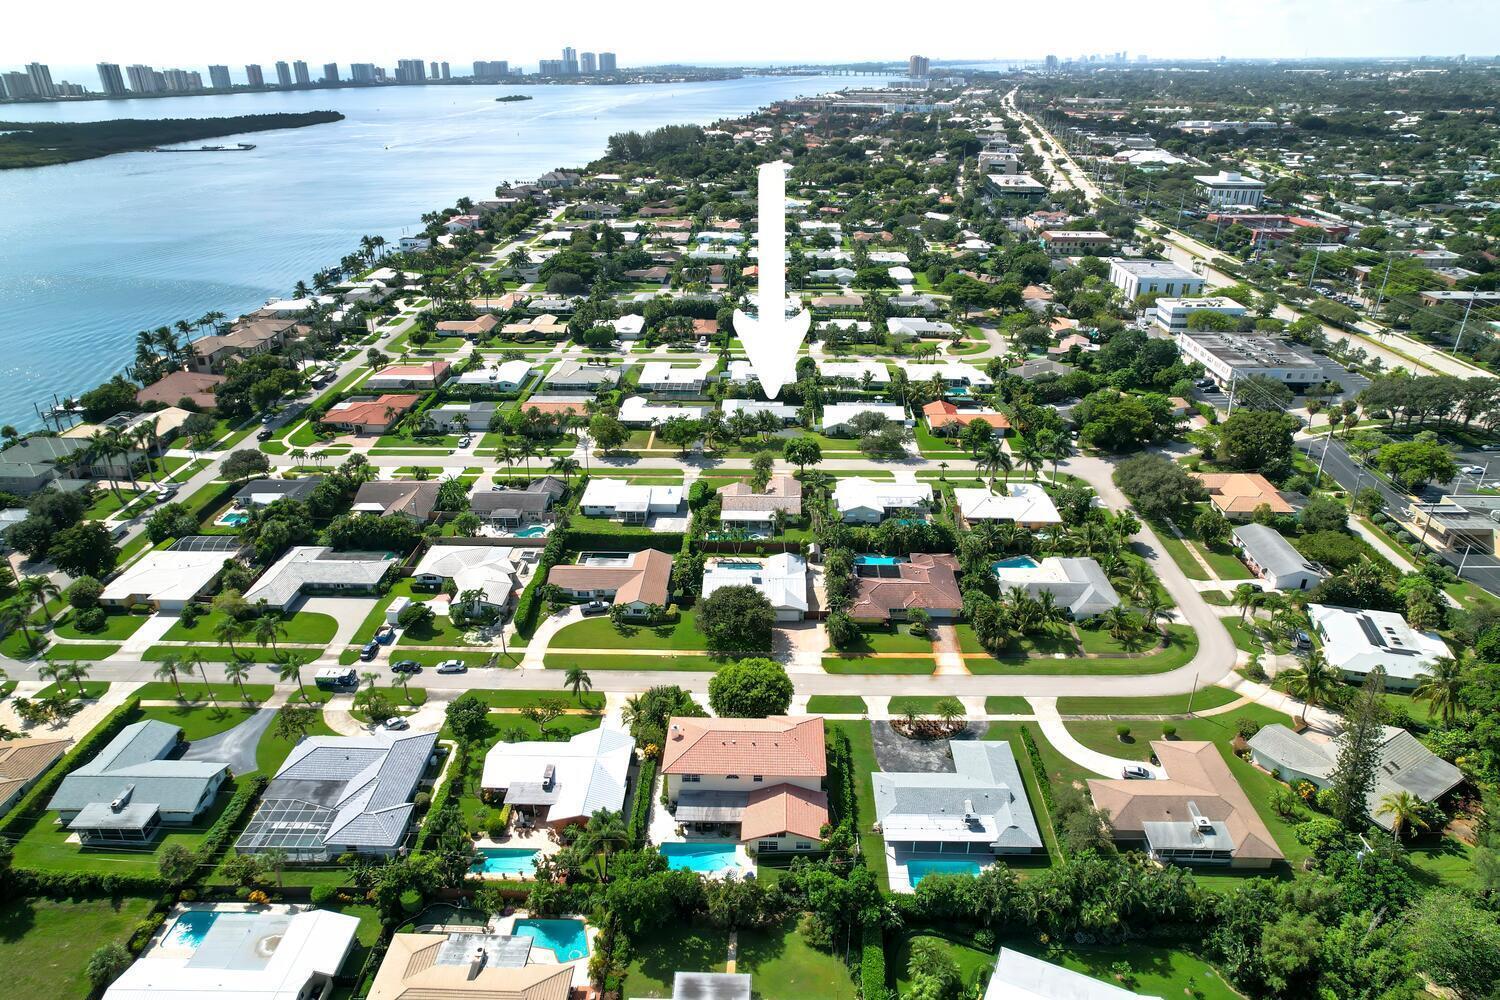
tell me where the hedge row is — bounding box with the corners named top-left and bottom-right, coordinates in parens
top-left (414, 743), bottom-right (468, 852)
top-left (626, 759), bottom-right (657, 847)
top-left (1018, 724), bottom-right (1062, 861)
top-left (0, 696), bottom-right (142, 839)
top-left (11, 867), bottom-right (169, 900)
top-left (513, 534), bottom-right (566, 638)
top-left (196, 775), bottom-right (268, 863)
top-left (561, 530), bottom-right (686, 555)
top-left (861, 923), bottom-right (889, 1000)
top-left (824, 727), bottom-right (856, 829)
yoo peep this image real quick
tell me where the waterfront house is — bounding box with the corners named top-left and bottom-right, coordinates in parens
top-left (1087, 741), bottom-right (1283, 868)
top-left (661, 715), bottom-right (829, 852)
top-left (135, 370), bottom-right (225, 411)
top-left (49, 720), bottom-right (229, 844)
top-left (849, 552), bottom-right (963, 623)
top-left (481, 725), bottom-right (635, 830)
top-left (0, 436), bottom-right (96, 494)
top-left (546, 549), bottom-right (673, 615)
top-left (188, 317), bottom-right (299, 373)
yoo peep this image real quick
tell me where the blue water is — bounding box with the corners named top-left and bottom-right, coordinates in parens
top-left (166, 910), bottom-right (220, 949)
top-left (907, 858), bottom-right (983, 885)
top-left (660, 841), bottom-right (740, 874)
top-left (512, 524), bottom-right (547, 538)
top-left (470, 847), bottom-right (539, 876)
top-left (715, 561), bottom-right (763, 570)
top-left (855, 555), bottom-right (908, 566)
top-left (0, 74), bottom-right (879, 430)
top-left (219, 511), bottom-right (249, 526)
top-left (512, 918), bottom-right (589, 962)
top-left (992, 557), bottom-right (1041, 570)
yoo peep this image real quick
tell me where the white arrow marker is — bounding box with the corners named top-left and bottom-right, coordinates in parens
top-left (734, 159), bottom-right (810, 399)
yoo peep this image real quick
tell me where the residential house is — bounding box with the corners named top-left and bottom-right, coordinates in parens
top-left (425, 401), bottom-right (497, 434)
top-left (821, 402), bottom-right (910, 434)
top-left (661, 716), bottom-right (830, 852)
top-left (434, 315), bottom-right (499, 340)
top-left (412, 545), bottom-right (522, 612)
top-left (546, 549), bottom-right (673, 615)
top-left (188, 318), bottom-right (298, 373)
top-left (1308, 604), bottom-right (1450, 689)
top-left (1249, 724), bottom-right (1463, 832)
top-left (456, 360), bottom-right (535, 392)
top-left (545, 358), bottom-right (618, 390)
top-left (233, 477), bottom-right (325, 507)
top-left (618, 396), bottom-right (709, 427)
top-left (1194, 472), bottom-right (1295, 520)
top-left (0, 436), bottom-right (95, 494)
top-left (580, 478), bottom-right (683, 522)
top-left (320, 394), bottom-right (418, 434)
top-left (481, 726), bottom-right (636, 830)
top-left (1039, 230), bottom-right (1113, 255)
top-left (701, 553), bottom-right (809, 621)
top-left (1008, 358), bottom-right (1073, 380)
top-left (992, 557), bottom-right (1120, 618)
top-left (874, 741), bottom-right (1045, 866)
top-left (849, 552), bottom-right (963, 623)
top-left (99, 537), bottom-right (240, 611)
top-left (1088, 741), bottom-right (1284, 868)
top-left (353, 480), bottom-right (443, 522)
top-left (923, 400), bottom-right (1010, 435)
top-left (982, 949), bottom-right (1162, 1000)
top-left (235, 731), bottom-right (438, 860)
top-left (244, 546), bottom-right (398, 611)
top-left (900, 361), bottom-right (993, 390)
top-left (817, 359), bottom-right (890, 385)
top-left (887, 317), bottom-right (958, 339)
top-left (1233, 523), bottom-right (1324, 592)
top-left (469, 476), bottom-right (566, 531)
top-left (609, 314), bottom-right (646, 340)
top-left (0, 737), bottom-right (70, 817)
top-left (501, 313), bottom-right (568, 338)
top-left (135, 370), bottom-right (225, 411)
top-left (833, 478), bottom-right (933, 523)
top-left (721, 398), bottom-right (798, 423)
top-left (48, 720), bottom-right (229, 844)
top-left (638, 360), bottom-right (713, 394)
top-left (811, 293), bottom-right (865, 310)
top-left (367, 361), bottom-right (452, 391)
top-left (717, 476), bottom-right (802, 534)
top-left (953, 484), bottom-right (1061, 529)
top-left (367, 931), bottom-right (575, 1000)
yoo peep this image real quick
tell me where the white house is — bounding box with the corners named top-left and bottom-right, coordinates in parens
top-left (821, 401), bottom-right (910, 434)
top-left (1233, 523), bottom-right (1324, 592)
top-left (619, 395), bottom-right (709, 427)
top-left (412, 545), bottom-right (521, 611)
top-left (983, 948), bottom-right (1161, 1000)
top-left (722, 398), bottom-right (798, 423)
top-left (887, 317), bottom-right (958, 339)
top-left (954, 483), bottom-right (1061, 529)
top-left (99, 542), bottom-right (235, 612)
top-left (481, 726), bottom-right (636, 831)
top-left (580, 478), bottom-right (683, 521)
top-left (992, 557), bottom-right (1120, 618)
top-left (817, 359), bottom-right (891, 385)
top-left (1308, 604), bottom-right (1450, 689)
top-left (834, 478), bottom-right (933, 523)
top-left (811, 267), bottom-right (857, 284)
top-left (609, 314), bottom-right (646, 340)
top-left (899, 361), bottom-right (993, 389)
top-left (701, 553), bottom-right (809, 621)
top-left (1107, 258), bottom-right (1206, 301)
top-left (638, 360), bottom-right (713, 393)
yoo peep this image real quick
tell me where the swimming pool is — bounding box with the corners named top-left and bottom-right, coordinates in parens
top-left (512, 524), bottom-right (548, 538)
top-left (660, 841), bottom-right (740, 874)
top-left (470, 847), bottom-right (539, 876)
top-left (216, 510), bottom-right (250, 527)
top-left (906, 858), bottom-right (983, 885)
top-left (166, 910), bottom-right (221, 949)
top-left (992, 556), bottom-right (1041, 571)
top-left (512, 918), bottom-right (589, 962)
top-left (714, 561), bottom-right (763, 570)
top-left (855, 555), bottom-right (909, 566)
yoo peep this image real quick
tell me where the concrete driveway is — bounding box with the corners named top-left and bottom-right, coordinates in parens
top-left (182, 708), bottom-right (276, 775)
top-left (301, 596), bottom-right (380, 647)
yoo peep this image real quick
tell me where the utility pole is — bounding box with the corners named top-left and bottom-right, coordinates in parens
top-left (1315, 422), bottom-right (1335, 489)
top-left (1372, 255), bottom-right (1395, 314)
top-left (1307, 247), bottom-right (1322, 288)
top-left (1452, 295), bottom-right (1477, 355)
top-left (1186, 671), bottom-right (1200, 716)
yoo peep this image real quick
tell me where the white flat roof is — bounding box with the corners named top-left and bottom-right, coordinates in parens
top-left (101, 548), bottom-right (228, 603)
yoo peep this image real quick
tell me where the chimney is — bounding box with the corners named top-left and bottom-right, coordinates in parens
top-left (468, 947), bottom-right (486, 980)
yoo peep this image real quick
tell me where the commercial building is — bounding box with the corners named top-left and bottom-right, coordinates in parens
top-left (985, 174), bottom-right (1048, 198)
top-left (908, 54), bottom-right (930, 77)
top-left (1194, 170), bottom-right (1266, 208)
top-left (1175, 330), bottom-right (1325, 391)
top-left (1153, 296), bottom-right (1247, 334)
top-left (661, 716), bottom-right (829, 852)
top-left (992, 556), bottom-right (1119, 618)
top-left (599, 52), bottom-right (617, 73)
top-left (1088, 742), bottom-right (1283, 868)
top-left (1107, 258), bottom-right (1205, 300)
top-left (235, 732), bottom-right (438, 860)
top-left (1233, 523), bottom-right (1324, 592)
top-left (1308, 604), bottom-right (1450, 689)
top-left (1248, 724), bottom-right (1463, 832)
top-left (1038, 230), bottom-right (1112, 255)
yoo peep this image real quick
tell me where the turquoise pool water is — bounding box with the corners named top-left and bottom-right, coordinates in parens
top-left (907, 858), bottom-right (983, 885)
top-left (715, 561), bottom-right (763, 570)
top-left (218, 511), bottom-right (249, 527)
top-left (855, 555), bottom-right (908, 566)
top-left (512, 918), bottom-right (589, 961)
top-left (992, 556), bottom-right (1040, 570)
top-left (660, 841), bottom-right (740, 874)
top-left (167, 910), bottom-right (221, 949)
top-left (513, 524), bottom-right (548, 538)
top-left (470, 847), bottom-right (539, 876)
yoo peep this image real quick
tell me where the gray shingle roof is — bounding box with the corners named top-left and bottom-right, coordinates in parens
top-left (48, 720), bottom-right (227, 817)
top-left (873, 741), bottom-right (1043, 850)
top-left (1234, 523), bottom-right (1320, 579)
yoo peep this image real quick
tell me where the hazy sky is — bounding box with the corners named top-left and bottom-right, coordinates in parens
top-left (4, 0), bottom-right (1496, 72)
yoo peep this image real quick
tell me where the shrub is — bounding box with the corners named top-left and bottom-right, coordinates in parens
top-left (399, 889), bottom-right (423, 913)
top-left (310, 885), bottom-right (338, 906)
top-left (75, 607), bottom-right (107, 633)
top-left (860, 924), bottom-right (889, 1000)
top-left (66, 576), bottom-right (103, 610)
top-left (1115, 725), bottom-right (1131, 741)
top-left (1235, 716), bottom-right (1263, 740)
top-left (1161, 723), bottom-right (1177, 739)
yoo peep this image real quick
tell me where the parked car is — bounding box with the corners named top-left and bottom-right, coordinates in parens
top-left (458, 434), bottom-right (473, 447)
top-left (1463, 465), bottom-right (1485, 476)
top-left (156, 484), bottom-right (178, 501)
top-left (1121, 764), bottom-right (1153, 780)
top-left (381, 717), bottom-right (410, 731)
top-left (359, 640), bottom-right (380, 662)
top-left (390, 659), bottom-right (421, 674)
top-left (256, 427), bottom-right (274, 441)
top-left (375, 624), bottom-right (397, 645)
top-left (582, 600), bottom-right (609, 616)
top-left (435, 659), bottom-right (467, 674)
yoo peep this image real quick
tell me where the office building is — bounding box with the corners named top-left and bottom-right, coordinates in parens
top-left (275, 61), bottom-right (292, 86)
top-left (908, 54), bottom-right (930, 77)
top-left (580, 51), bottom-right (597, 73)
top-left (473, 60), bottom-right (509, 78)
top-left (599, 51), bottom-right (617, 73)
top-left (350, 62), bottom-right (376, 83)
top-left (396, 58), bottom-right (426, 83)
top-left (293, 60), bottom-right (309, 85)
top-left (562, 46), bottom-right (578, 74)
top-left (1106, 258), bottom-right (1205, 301)
top-left (97, 62), bottom-right (127, 95)
top-left (1195, 170), bottom-right (1267, 208)
top-left (26, 62), bottom-right (55, 98)
top-left (322, 62), bottom-right (338, 83)
top-left (208, 64), bottom-right (232, 89)
top-left (245, 63), bottom-right (265, 87)
top-left (1153, 296), bottom-right (1247, 334)
top-left (1176, 330), bottom-right (1325, 391)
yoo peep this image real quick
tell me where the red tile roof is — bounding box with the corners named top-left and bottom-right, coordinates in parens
top-left (741, 784), bottom-right (829, 842)
top-left (661, 716), bottom-right (826, 777)
top-left (849, 553), bottom-right (963, 622)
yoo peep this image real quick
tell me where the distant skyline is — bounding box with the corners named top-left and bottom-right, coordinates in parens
top-left (4, 0), bottom-right (1497, 70)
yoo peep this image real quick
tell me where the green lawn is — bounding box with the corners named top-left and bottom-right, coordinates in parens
top-left (963, 626), bottom-right (1197, 676)
top-left (805, 695), bottom-right (868, 714)
top-left (442, 712), bottom-right (603, 826)
top-left (1223, 618), bottom-right (1262, 656)
top-left (1004, 938), bottom-right (1241, 1000)
top-left (544, 652), bottom-right (727, 671)
top-left (54, 611), bottom-right (150, 641)
top-left (1054, 686), bottom-right (1241, 716)
top-left (984, 696), bottom-right (1033, 714)
top-left (164, 610), bottom-right (338, 644)
top-left (42, 643), bottom-right (120, 661)
top-left (465, 689), bottom-right (605, 710)
top-left (134, 681), bottom-right (274, 704)
top-left (551, 609), bottom-right (713, 651)
top-left (826, 720), bottom-right (885, 882)
top-left (1147, 518), bottom-right (1210, 580)
top-left (889, 695), bottom-right (966, 716)
top-left (33, 680), bottom-right (110, 701)
top-left (735, 918), bottom-right (857, 999)
top-left (349, 578), bottom-right (428, 645)
top-left (822, 655), bottom-right (935, 675)
top-left (621, 924), bottom-right (730, 998)
top-left (0, 896), bottom-right (155, 999)
top-left (840, 625), bottom-right (935, 654)
top-left (893, 932), bottom-right (996, 996)
top-left (254, 708), bottom-right (338, 776)
top-left (1408, 835), bottom-right (1479, 889)
top-left (137, 703), bottom-right (258, 741)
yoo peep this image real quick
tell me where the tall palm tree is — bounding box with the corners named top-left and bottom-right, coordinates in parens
top-left (1, 598), bottom-right (40, 655)
top-left (18, 575), bottom-right (60, 632)
top-left (1414, 652), bottom-right (1470, 725)
top-left (154, 656), bottom-right (185, 701)
top-left (550, 456), bottom-right (580, 483)
top-left (251, 615), bottom-right (287, 654)
top-left (1377, 790), bottom-right (1430, 842)
top-left (184, 651), bottom-right (216, 709)
top-left (224, 660), bottom-right (254, 704)
top-left (64, 661), bottom-right (92, 699)
top-left (214, 616), bottom-right (245, 660)
top-left (495, 441), bottom-right (516, 483)
top-left (1280, 650), bottom-right (1339, 721)
top-left (278, 653), bottom-right (309, 703)
top-left (564, 666), bottom-right (592, 703)
top-left (577, 808), bottom-right (630, 882)
top-left (1232, 583), bottom-right (1261, 623)
top-left (1138, 593), bottom-right (1170, 633)
top-left (85, 431), bottom-right (127, 506)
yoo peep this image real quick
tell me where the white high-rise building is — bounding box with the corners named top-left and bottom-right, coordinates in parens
top-left (26, 62), bottom-right (56, 98)
top-left (580, 52), bottom-right (597, 73)
top-left (97, 62), bottom-right (127, 95)
top-left (599, 52), bottom-right (617, 73)
top-left (126, 64), bottom-right (159, 93)
top-left (275, 61), bottom-right (292, 86)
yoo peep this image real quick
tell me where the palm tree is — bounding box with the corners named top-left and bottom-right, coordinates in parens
top-left (154, 656), bottom-right (185, 701)
top-left (550, 456), bottom-right (580, 483)
top-left (361, 670), bottom-right (379, 692)
top-left (61, 661), bottom-right (91, 699)
top-left (1233, 583), bottom-right (1261, 623)
top-left (936, 697), bottom-right (965, 730)
top-left (578, 808), bottom-right (630, 881)
top-left (18, 575), bottom-right (60, 632)
top-left (1280, 650), bottom-right (1339, 722)
top-left (1377, 790), bottom-right (1430, 842)
top-left (495, 441), bottom-right (516, 483)
top-left (1102, 606), bottom-right (1134, 642)
top-left (1138, 593), bottom-right (1170, 633)
top-left (251, 615), bottom-right (287, 654)
top-left (224, 660), bottom-right (254, 705)
top-left (564, 666), bottom-right (592, 703)
top-left (517, 439), bottom-right (539, 483)
top-left (214, 615), bottom-right (245, 660)
top-left (1414, 652), bottom-right (1470, 725)
top-left (184, 652), bottom-right (216, 709)
top-left (278, 653), bottom-right (310, 703)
